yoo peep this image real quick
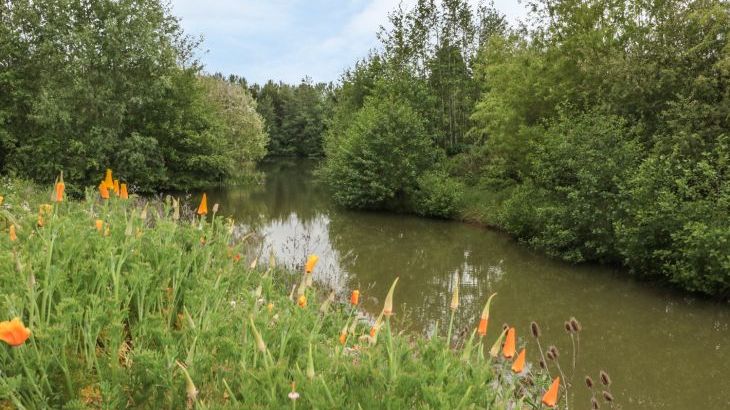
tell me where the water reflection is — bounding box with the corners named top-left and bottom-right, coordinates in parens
top-left (207, 159), bottom-right (729, 410)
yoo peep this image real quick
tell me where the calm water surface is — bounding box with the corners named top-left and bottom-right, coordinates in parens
top-left (209, 159), bottom-right (729, 409)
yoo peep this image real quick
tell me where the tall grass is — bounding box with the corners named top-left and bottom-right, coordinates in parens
top-left (0, 177), bottom-right (608, 409)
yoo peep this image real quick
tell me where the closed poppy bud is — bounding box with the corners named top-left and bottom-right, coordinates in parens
top-left (350, 289), bottom-right (360, 306)
top-left (489, 327), bottom-right (508, 358)
top-left (449, 274), bottom-right (459, 311)
top-left (99, 183), bottom-right (109, 200)
top-left (542, 377), bottom-right (560, 407)
top-left (382, 277), bottom-right (399, 316)
top-left (9, 225), bottom-right (17, 241)
top-left (113, 179), bottom-right (120, 196)
top-left (477, 293), bottom-right (497, 337)
top-left (103, 169), bottom-right (113, 189)
top-left (0, 318), bottom-right (31, 346)
top-left (297, 295), bottom-right (307, 308)
top-left (120, 183), bottom-right (128, 200)
top-left (95, 219), bottom-right (103, 232)
top-left (512, 348), bottom-right (526, 373)
top-left (502, 327), bottom-right (516, 359)
top-left (339, 325), bottom-right (348, 345)
top-left (305, 254), bottom-right (319, 274)
top-left (197, 193), bottom-right (208, 216)
top-left (55, 177), bottom-right (65, 202)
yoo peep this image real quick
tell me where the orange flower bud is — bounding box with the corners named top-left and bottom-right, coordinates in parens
top-left (113, 179), bottom-right (120, 196)
top-left (120, 183), bottom-right (128, 200)
top-left (9, 225), bottom-right (17, 241)
top-left (542, 377), bottom-right (560, 407)
top-left (95, 220), bottom-right (104, 232)
top-left (304, 254), bottom-right (319, 274)
top-left (297, 295), bottom-right (307, 308)
top-left (350, 289), bottom-right (360, 306)
top-left (512, 348), bottom-right (526, 373)
top-left (197, 193), bottom-right (208, 216)
top-left (503, 327), bottom-right (516, 359)
top-left (99, 183), bottom-right (109, 200)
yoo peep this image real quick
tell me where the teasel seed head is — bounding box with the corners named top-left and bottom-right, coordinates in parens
top-left (585, 375), bottom-right (594, 389)
top-left (599, 370), bottom-right (611, 386)
top-left (564, 321), bottom-right (572, 333)
top-left (570, 317), bottom-right (582, 332)
top-left (591, 397), bottom-right (600, 409)
top-left (502, 323), bottom-right (509, 333)
top-left (539, 359), bottom-right (547, 369)
top-left (602, 391), bottom-right (614, 402)
top-left (546, 350), bottom-right (555, 361)
top-left (549, 345), bottom-right (559, 359)
top-left (530, 321), bottom-right (541, 338)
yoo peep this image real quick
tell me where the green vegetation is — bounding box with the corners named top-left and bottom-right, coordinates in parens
top-left (0, 0), bottom-right (267, 192)
top-left (319, 0), bottom-right (730, 297)
top-left (0, 178), bottom-right (608, 409)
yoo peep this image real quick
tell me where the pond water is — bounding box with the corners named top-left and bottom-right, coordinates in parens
top-left (208, 159), bottom-right (729, 409)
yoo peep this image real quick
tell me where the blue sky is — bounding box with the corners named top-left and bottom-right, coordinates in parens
top-left (170, 0), bottom-right (528, 85)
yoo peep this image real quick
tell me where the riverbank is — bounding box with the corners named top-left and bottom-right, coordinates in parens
top-left (0, 177), bottom-right (586, 408)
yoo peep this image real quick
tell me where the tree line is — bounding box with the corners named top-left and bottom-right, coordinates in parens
top-left (320, 0), bottom-right (729, 297)
top-left (0, 0), bottom-right (267, 192)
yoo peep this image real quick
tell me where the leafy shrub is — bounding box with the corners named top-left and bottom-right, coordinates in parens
top-left (321, 95), bottom-right (438, 210)
top-left (499, 111), bottom-right (642, 263)
top-left (412, 170), bottom-right (465, 218)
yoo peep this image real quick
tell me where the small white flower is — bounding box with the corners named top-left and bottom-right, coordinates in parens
top-left (288, 391), bottom-right (300, 400)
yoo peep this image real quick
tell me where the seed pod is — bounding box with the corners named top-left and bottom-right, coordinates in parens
top-left (602, 391), bottom-right (614, 402)
top-left (546, 350), bottom-right (555, 361)
top-left (591, 397), bottom-right (600, 409)
top-left (549, 345), bottom-right (559, 359)
top-left (564, 321), bottom-right (572, 333)
top-left (585, 376), bottom-right (594, 389)
top-left (530, 321), bottom-right (541, 338)
top-left (600, 370), bottom-right (611, 386)
top-left (570, 317), bottom-right (582, 332)
top-left (539, 359), bottom-right (547, 369)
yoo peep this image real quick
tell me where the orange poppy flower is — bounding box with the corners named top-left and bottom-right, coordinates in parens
top-left (95, 219), bottom-right (104, 232)
top-left (113, 179), bottom-right (120, 196)
top-left (99, 183), bottom-right (109, 200)
top-left (503, 327), bottom-right (516, 359)
top-left (103, 169), bottom-right (113, 189)
top-left (55, 173), bottom-right (65, 202)
top-left (350, 289), bottom-right (360, 306)
top-left (120, 183), bottom-right (128, 200)
top-left (0, 318), bottom-right (31, 346)
top-left (304, 255), bottom-right (319, 274)
top-left (542, 377), bottom-right (560, 407)
top-left (197, 193), bottom-right (208, 216)
top-left (512, 348), bottom-right (526, 373)
top-left (339, 328), bottom-right (347, 345)
top-left (297, 295), bottom-right (307, 308)
top-left (477, 293), bottom-right (497, 337)
top-left (9, 225), bottom-right (17, 241)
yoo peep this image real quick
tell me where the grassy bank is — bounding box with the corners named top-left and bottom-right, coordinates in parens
top-left (0, 176), bottom-right (610, 409)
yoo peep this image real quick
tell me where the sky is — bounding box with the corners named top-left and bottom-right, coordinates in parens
top-left (170, 0), bottom-right (529, 85)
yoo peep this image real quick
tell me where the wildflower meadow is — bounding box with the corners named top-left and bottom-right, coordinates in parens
top-left (0, 173), bottom-right (613, 409)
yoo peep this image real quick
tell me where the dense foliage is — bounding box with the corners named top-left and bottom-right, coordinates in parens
top-left (0, 0), bottom-right (267, 191)
top-left (321, 0), bottom-right (730, 296)
top-left (247, 79), bottom-right (334, 158)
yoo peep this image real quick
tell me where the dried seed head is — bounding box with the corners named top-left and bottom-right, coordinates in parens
top-left (600, 370), bottom-right (611, 386)
top-left (585, 376), bottom-right (594, 389)
top-left (570, 317), bottom-right (582, 332)
top-left (546, 351), bottom-right (555, 361)
top-left (591, 397), bottom-right (600, 409)
top-left (602, 391), bottom-right (614, 402)
top-left (564, 321), bottom-right (572, 333)
top-left (549, 345), bottom-right (559, 359)
top-left (530, 321), bottom-right (541, 338)
top-left (502, 323), bottom-right (509, 332)
top-left (539, 359), bottom-right (547, 369)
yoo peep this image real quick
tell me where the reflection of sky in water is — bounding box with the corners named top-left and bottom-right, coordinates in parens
top-left (208, 159), bottom-right (730, 410)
